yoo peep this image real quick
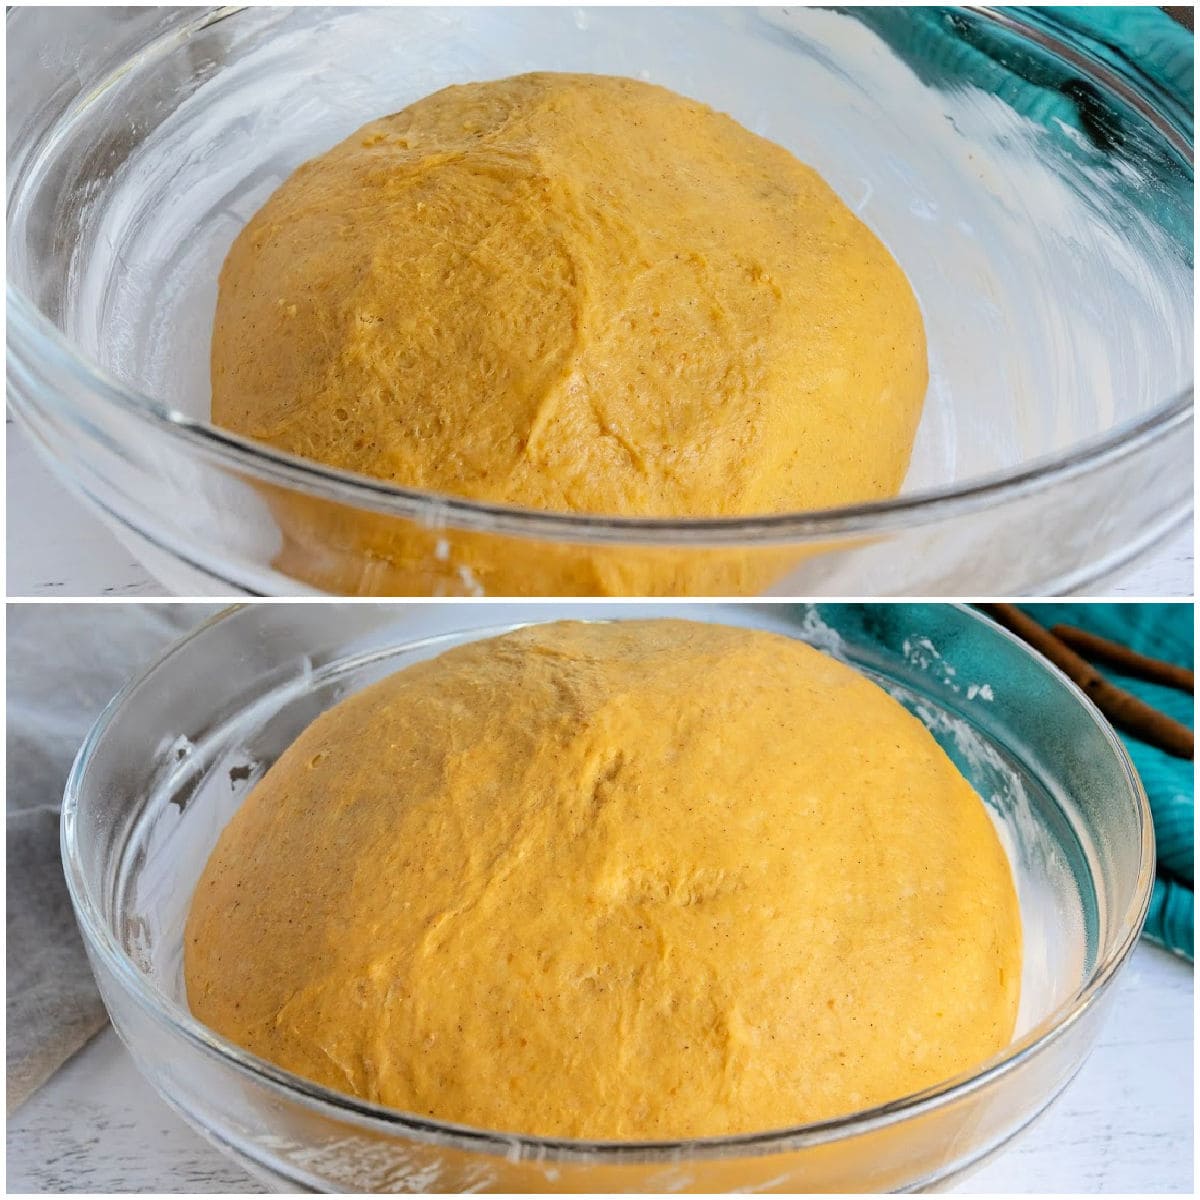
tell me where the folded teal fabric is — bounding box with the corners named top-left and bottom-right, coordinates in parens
top-left (849, 6), bottom-right (1193, 126)
top-left (1040, 7), bottom-right (1194, 109)
top-left (1018, 604), bottom-right (1194, 962)
top-left (848, 6), bottom-right (1193, 251)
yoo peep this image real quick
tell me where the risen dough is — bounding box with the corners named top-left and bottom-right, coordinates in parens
top-left (185, 620), bottom-right (1020, 1138)
top-left (211, 73), bottom-right (927, 595)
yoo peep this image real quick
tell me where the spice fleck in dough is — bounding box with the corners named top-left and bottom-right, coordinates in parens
top-left (185, 620), bottom-right (1020, 1138)
top-left (211, 73), bottom-right (927, 595)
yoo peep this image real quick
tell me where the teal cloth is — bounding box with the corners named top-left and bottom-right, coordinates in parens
top-left (1041, 7), bottom-right (1194, 108)
top-left (849, 6), bottom-right (1193, 127)
top-left (848, 6), bottom-right (1194, 253)
top-left (1018, 604), bottom-right (1194, 962)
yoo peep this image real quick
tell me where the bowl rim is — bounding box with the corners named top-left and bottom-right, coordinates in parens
top-left (6, 4), bottom-right (1194, 546)
top-left (59, 602), bottom-right (1156, 1163)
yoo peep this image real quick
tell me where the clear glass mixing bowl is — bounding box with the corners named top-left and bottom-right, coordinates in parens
top-left (61, 602), bottom-right (1153, 1191)
top-left (8, 6), bottom-right (1193, 596)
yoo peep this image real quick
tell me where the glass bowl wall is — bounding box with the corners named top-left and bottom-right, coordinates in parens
top-left (62, 602), bottom-right (1153, 1190)
top-left (7, 6), bottom-right (1194, 595)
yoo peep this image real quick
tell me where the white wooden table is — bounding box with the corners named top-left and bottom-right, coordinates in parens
top-left (7, 424), bottom-right (1194, 598)
top-left (5, 942), bottom-right (1192, 1193)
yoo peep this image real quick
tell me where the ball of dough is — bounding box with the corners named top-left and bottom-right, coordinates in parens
top-left (211, 73), bottom-right (927, 595)
top-left (185, 620), bottom-right (1020, 1138)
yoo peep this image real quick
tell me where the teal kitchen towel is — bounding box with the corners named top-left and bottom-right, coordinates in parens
top-left (1018, 604), bottom-right (1194, 962)
top-left (1042, 6), bottom-right (1194, 107)
top-left (850, 6), bottom-right (1193, 125)
top-left (850, 5), bottom-right (1193, 250)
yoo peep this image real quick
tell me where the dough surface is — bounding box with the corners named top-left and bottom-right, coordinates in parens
top-left (186, 620), bottom-right (1020, 1138)
top-left (211, 73), bottom-right (927, 595)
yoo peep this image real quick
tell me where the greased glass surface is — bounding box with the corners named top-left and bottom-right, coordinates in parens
top-left (62, 603), bottom-right (1152, 1192)
top-left (7, 6), bottom-right (1193, 595)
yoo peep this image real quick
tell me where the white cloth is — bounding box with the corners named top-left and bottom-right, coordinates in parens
top-left (6, 604), bottom-right (222, 1109)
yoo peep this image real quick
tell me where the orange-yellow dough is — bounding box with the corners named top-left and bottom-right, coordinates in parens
top-left (211, 73), bottom-right (927, 596)
top-left (185, 620), bottom-right (1020, 1138)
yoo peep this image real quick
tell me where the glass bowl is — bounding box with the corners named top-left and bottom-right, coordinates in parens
top-left (61, 602), bottom-right (1153, 1192)
top-left (7, 6), bottom-right (1193, 597)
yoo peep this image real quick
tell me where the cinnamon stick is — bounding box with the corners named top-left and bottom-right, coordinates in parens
top-left (979, 604), bottom-right (1194, 760)
top-left (1050, 624), bottom-right (1194, 693)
